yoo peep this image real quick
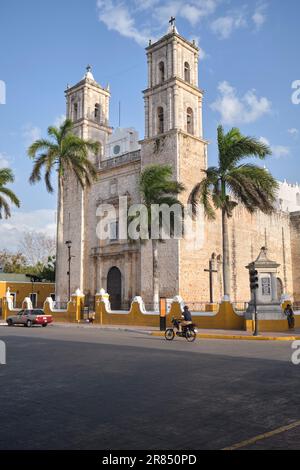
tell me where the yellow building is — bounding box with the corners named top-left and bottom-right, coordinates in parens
top-left (0, 273), bottom-right (55, 316)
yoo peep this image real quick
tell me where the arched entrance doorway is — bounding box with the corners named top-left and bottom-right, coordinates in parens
top-left (107, 267), bottom-right (122, 310)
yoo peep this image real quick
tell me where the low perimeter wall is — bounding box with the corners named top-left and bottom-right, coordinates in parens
top-left (3, 290), bottom-right (299, 332)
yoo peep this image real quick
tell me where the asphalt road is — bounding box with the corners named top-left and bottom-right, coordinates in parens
top-left (0, 324), bottom-right (299, 450)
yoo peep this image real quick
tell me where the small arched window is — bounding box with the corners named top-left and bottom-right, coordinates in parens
top-left (184, 62), bottom-right (190, 82)
top-left (73, 102), bottom-right (78, 121)
top-left (158, 61), bottom-right (165, 83)
top-left (187, 107), bottom-right (194, 134)
top-left (94, 103), bottom-right (100, 121)
top-left (157, 107), bottom-right (164, 134)
top-left (296, 193), bottom-right (300, 206)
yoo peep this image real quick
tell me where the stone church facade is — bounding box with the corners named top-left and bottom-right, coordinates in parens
top-left (56, 26), bottom-right (300, 308)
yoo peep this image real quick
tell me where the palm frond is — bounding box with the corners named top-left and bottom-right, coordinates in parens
top-left (0, 197), bottom-right (11, 219)
top-left (28, 139), bottom-right (56, 159)
top-left (0, 168), bottom-right (15, 185)
top-left (0, 187), bottom-right (20, 207)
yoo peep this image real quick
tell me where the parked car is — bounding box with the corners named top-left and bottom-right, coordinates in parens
top-left (6, 309), bottom-right (53, 328)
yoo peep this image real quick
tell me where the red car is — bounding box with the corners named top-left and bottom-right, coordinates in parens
top-left (6, 309), bottom-right (53, 327)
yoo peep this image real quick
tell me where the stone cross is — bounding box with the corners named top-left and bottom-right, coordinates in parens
top-left (169, 16), bottom-right (176, 27)
top-left (204, 259), bottom-right (218, 304)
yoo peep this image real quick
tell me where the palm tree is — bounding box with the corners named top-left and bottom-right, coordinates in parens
top-left (0, 168), bottom-right (20, 218)
top-left (137, 164), bottom-right (185, 311)
top-left (28, 119), bottom-right (100, 295)
top-left (189, 125), bottom-right (278, 299)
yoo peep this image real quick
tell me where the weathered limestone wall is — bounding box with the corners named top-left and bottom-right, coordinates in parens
top-left (83, 160), bottom-right (142, 305)
top-left (140, 132), bottom-right (181, 304)
top-left (290, 212), bottom-right (300, 302)
top-left (178, 206), bottom-right (294, 304)
top-left (56, 172), bottom-right (85, 302)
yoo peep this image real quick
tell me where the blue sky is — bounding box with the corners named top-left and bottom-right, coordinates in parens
top-left (0, 0), bottom-right (299, 249)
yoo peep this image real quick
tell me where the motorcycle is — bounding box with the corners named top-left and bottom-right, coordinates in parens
top-left (165, 317), bottom-right (198, 342)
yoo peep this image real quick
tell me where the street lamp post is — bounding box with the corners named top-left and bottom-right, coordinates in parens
top-left (65, 240), bottom-right (72, 301)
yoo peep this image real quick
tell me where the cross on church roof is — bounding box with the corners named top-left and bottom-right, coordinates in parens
top-left (169, 16), bottom-right (176, 27)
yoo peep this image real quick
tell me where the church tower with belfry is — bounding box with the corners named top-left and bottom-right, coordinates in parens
top-left (56, 67), bottom-right (112, 301)
top-left (140, 20), bottom-right (209, 303)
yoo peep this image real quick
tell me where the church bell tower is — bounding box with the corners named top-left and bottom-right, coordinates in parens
top-left (143, 21), bottom-right (203, 141)
top-left (140, 20), bottom-right (208, 303)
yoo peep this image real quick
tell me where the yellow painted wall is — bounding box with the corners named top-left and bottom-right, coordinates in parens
top-left (94, 295), bottom-right (183, 328)
top-left (0, 282), bottom-right (55, 310)
top-left (245, 317), bottom-right (300, 333)
top-left (94, 296), bottom-right (244, 330)
top-left (43, 294), bottom-right (84, 323)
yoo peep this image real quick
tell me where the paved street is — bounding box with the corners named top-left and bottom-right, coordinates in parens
top-left (0, 324), bottom-right (299, 450)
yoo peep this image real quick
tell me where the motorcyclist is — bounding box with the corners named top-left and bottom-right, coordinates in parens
top-left (178, 306), bottom-right (193, 332)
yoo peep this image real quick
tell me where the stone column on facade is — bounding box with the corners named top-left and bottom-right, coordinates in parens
top-left (94, 255), bottom-right (98, 294)
top-left (198, 97), bottom-right (203, 139)
top-left (147, 53), bottom-right (152, 88)
top-left (132, 251), bottom-right (138, 298)
top-left (66, 92), bottom-right (70, 119)
top-left (126, 252), bottom-right (133, 304)
top-left (167, 43), bottom-right (172, 79)
top-left (144, 96), bottom-right (149, 139)
top-left (194, 53), bottom-right (199, 87)
top-left (149, 96), bottom-right (153, 138)
top-left (168, 87), bottom-right (173, 131)
top-left (83, 88), bottom-right (88, 120)
top-left (271, 273), bottom-right (278, 302)
top-left (173, 85), bottom-right (179, 129)
top-left (172, 40), bottom-right (177, 77)
top-left (106, 95), bottom-right (110, 124)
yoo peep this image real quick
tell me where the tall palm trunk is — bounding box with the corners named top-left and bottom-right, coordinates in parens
top-left (152, 239), bottom-right (159, 312)
top-left (222, 208), bottom-right (231, 298)
top-left (55, 175), bottom-right (64, 299)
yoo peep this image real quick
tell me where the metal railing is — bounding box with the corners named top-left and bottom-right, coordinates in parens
top-left (185, 302), bottom-right (209, 313)
top-left (232, 302), bottom-right (249, 312)
top-left (53, 301), bottom-right (68, 310)
top-left (99, 150), bottom-right (141, 170)
top-left (183, 301), bottom-right (249, 313)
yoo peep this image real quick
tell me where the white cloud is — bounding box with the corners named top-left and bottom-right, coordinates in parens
top-left (211, 14), bottom-right (246, 39)
top-left (181, 4), bottom-right (206, 26)
top-left (0, 152), bottom-right (10, 168)
top-left (22, 124), bottom-right (41, 147)
top-left (189, 36), bottom-right (207, 60)
top-left (54, 114), bottom-right (66, 127)
top-left (252, 3), bottom-right (268, 30)
top-left (96, 0), bottom-right (150, 46)
top-left (198, 46), bottom-right (207, 60)
top-left (0, 209), bottom-right (56, 252)
top-left (288, 128), bottom-right (299, 138)
top-left (259, 137), bottom-right (290, 159)
top-left (96, 0), bottom-right (219, 45)
top-left (211, 81), bottom-right (272, 125)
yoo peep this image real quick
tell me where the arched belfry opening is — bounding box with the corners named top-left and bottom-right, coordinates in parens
top-left (157, 106), bottom-right (164, 134)
top-left (107, 267), bottom-right (122, 310)
top-left (94, 103), bottom-right (100, 121)
top-left (184, 62), bottom-right (190, 82)
top-left (158, 61), bottom-right (165, 83)
top-left (187, 107), bottom-right (194, 134)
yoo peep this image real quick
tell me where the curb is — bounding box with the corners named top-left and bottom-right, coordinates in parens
top-left (151, 331), bottom-right (300, 341)
top-left (47, 323), bottom-right (153, 335)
